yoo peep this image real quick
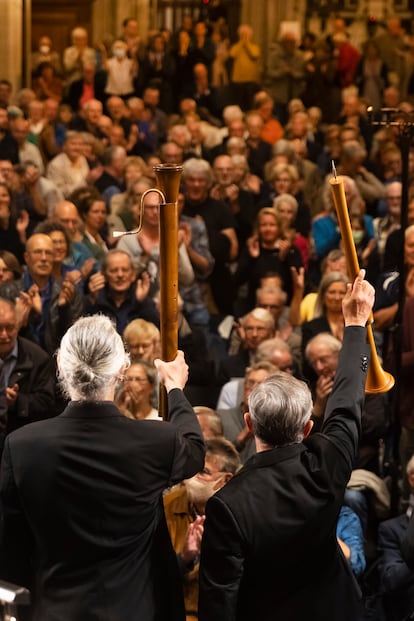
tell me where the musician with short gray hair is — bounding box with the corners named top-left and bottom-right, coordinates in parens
top-left (199, 270), bottom-right (374, 621)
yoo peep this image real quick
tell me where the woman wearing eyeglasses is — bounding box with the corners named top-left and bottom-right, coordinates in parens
top-left (115, 360), bottom-right (162, 420)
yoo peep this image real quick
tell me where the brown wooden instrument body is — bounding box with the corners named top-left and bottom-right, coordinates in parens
top-left (154, 164), bottom-right (183, 418)
top-left (329, 175), bottom-right (394, 394)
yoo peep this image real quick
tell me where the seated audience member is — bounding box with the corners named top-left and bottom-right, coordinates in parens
top-left (300, 271), bottom-right (349, 381)
top-left (290, 249), bottom-right (348, 326)
top-left (111, 175), bottom-right (152, 232)
top-left (115, 360), bottom-right (161, 421)
top-left (106, 96), bottom-right (133, 143)
top-left (84, 248), bottom-right (159, 335)
top-left (244, 111), bottom-right (272, 178)
top-left (46, 131), bottom-right (89, 198)
top-left (335, 140), bottom-right (385, 216)
top-left (76, 188), bottom-right (110, 264)
top-left (66, 64), bottom-right (107, 113)
top-left (217, 361), bottom-right (278, 463)
top-left (193, 407), bottom-right (223, 439)
top-left (312, 175), bottom-right (373, 262)
top-left (374, 181), bottom-right (402, 271)
top-left (11, 116), bottom-right (44, 174)
top-left (0, 181), bottom-right (29, 265)
top-left (32, 61), bottom-right (63, 102)
top-left (0, 104), bottom-right (19, 164)
top-left (34, 220), bottom-right (80, 283)
top-left (305, 332), bottom-right (387, 473)
top-left (164, 438), bottom-right (241, 620)
top-left (230, 154), bottom-right (262, 196)
top-left (93, 145), bottom-right (127, 205)
top-left (379, 454), bottom-right (414, 621)
top-left (217, 337), bottom-right (294, 411)
top-left (123, 318), bottom-right (160, 364)
top-left (109, 155), bottom-right (148, 216)
top-left (218, 307), bottom-right (275, 385)
top-left (18, 160), bottom-right (63, 219)
top-left (20, 233), bottom-right (83, 353)
top-left (53, 200), bottom-right (96, 277)
top-left (253, 91), bottom-right (283, 145)
top-left (0, 297), bottom-right (56, 438)
top-left (0, 250), bottom-right (22, 284)
top-left (69, 98), bottom-right (106, 140)
top-left (273, 193), bottom-right (310, 269)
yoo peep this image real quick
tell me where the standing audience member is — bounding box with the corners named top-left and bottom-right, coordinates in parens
top-left (63, 26), bottom-right (96, 85)
top-left (267, 32), bottom-right (306, 125)
top-left (46, 131), bottom-right (89, 198)
top-left (123, 318), bottom-right (160, 364)
top-left (0, 316), bottom-right (205, 621)
top-left (229, 25), bottom-right (261, 111)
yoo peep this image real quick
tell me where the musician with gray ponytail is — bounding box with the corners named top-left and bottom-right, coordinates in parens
top-left (57, 315), bottom-right (130, 401)
top-left (0, 313), bottom-right (204, 621)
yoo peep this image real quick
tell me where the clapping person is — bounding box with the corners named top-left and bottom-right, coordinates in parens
top-left (115, 361), bottom-right (161, 421)
top-left (84, 249), bottom-right (159, 335)
top-left (234, 206), bottom-right (302, 312)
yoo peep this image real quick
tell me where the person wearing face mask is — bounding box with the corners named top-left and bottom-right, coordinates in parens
top-left (164, 438), bottom-right (241, 621)
top-left (31, 35), bottom-right (62, 76)
top-left (103, 39), bottom-right (138, 99)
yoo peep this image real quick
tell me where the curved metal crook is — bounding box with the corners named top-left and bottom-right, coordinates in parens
top-left (112, 188), bottom-right (167, 238)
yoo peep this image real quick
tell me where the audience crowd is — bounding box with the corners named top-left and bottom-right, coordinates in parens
top-left (1, 9), bottom-right (414, 619)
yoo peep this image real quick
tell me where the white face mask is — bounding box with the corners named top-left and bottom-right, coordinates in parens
top-left (185, 474), bottom-right (224, 507)
top-left (39, 45), bottom-right (50, 55)
top-left (113, 48), bottom-right (126, 59)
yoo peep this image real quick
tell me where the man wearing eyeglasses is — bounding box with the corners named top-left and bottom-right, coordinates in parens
top-left (164, 438), bottom-right (241, 621)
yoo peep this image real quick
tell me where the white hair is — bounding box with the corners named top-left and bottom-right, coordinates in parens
top-left (58, 315), bottom-right (130, 401)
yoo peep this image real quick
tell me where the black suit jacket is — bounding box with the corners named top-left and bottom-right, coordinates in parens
top-left (0, 389), bottom-right (205, 621)
top-left (379, 514), bottom-right (414, 621)
top-left (199, 327), bottom-right (369, 621)
top-left (6, 336), bottom-right (56, 436)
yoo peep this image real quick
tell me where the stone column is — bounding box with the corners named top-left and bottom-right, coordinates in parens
top-left (0, 0), bottom-right (24, 96)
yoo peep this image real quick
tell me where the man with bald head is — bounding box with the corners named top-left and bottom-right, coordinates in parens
top-left (305, 331), bottom-right (386, 472)
top-left (20, 233), bottom-right (83, 352)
